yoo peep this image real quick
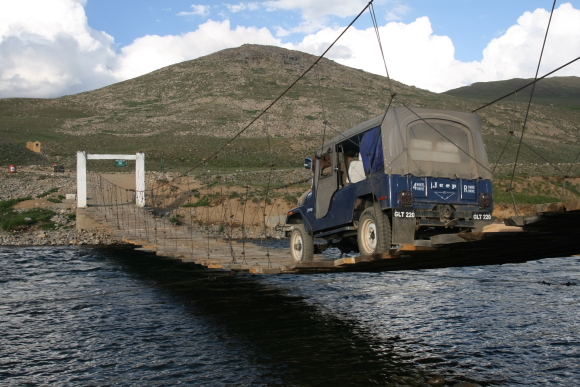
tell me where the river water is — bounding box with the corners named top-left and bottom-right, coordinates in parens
top-left (1, 246), bottom-right (578, 386)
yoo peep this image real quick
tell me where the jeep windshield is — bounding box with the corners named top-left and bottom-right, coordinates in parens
top-left (383, 109), bottom-right (492, 180)
top-left (407, 119), bottom-right (475, 178)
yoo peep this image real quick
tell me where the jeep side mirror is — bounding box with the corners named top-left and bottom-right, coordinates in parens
top-left (304, 157), bottom-right (312, 170)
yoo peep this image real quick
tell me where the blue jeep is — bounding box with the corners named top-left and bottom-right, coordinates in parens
top-left (286, 107), bottom-right (494, 261)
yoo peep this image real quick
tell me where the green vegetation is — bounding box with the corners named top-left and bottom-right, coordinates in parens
top-left (443, 76), bottom-right (580, 108)
top-left (0, 198), bottom-right (55, 231)
top-left (38, 188), bottom-right (59, 198)
top-left (0, 197), bottom-right (31, 211)
top-left (493, 191), bottom-right (561, 204)
top-left (122, 99), bottom-right (161, 107)
top-left (1, 44), bottom-right (578, 197)
top-left (183, 195), bottom-right (211, 207)
top-left (168, 214), bottom-right (182, 225)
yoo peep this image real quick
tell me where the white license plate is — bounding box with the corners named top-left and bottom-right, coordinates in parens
top-left (394, 210), bottom-right (416, 218)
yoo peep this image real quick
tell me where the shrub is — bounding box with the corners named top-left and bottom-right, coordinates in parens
top-left (183, 196), bottom-right (210, 207)
top-left (0, 197), bottom-right (31, 211)
top-left (0, 208), bottom-right (56, 231)
top-left (168, 214), bottom-right (182, 225)
top-left (493, 191), bottom-right (560, 204)
top-left (38, 188), bottom-right (59, 198)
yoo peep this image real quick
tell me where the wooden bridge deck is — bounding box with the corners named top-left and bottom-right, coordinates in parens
top-left (80, 197), bottom-right (436, 274)
top-left (80, 173), bottom-right (580, 273)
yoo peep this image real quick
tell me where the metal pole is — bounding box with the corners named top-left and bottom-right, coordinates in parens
top-left (136, 152), bottom-right (146, 207)
top-left (77, 151), bottom-right (87, 208)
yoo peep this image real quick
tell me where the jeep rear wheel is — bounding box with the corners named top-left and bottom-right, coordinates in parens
top-left (357, 205), bottom-right (391, 255)
top-left (290, 224), bottom-right (314, 262)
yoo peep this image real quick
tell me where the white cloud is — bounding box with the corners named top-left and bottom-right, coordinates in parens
top-left (265, 0), bottom-right (370, 20)
top-left (226, 2), bottom-right (260, 13)
top-left (1, 1), bottom-right (580, 98)
top-left (0, 0), bottom-right (117, 98)
top-left (474, 3), bottom-right (580, 84)
top-left (289, 17), bottom-right (474, 92)
top-left (386, 2), bottom-right (411, 22)
top-left (113, 20), bottom-right (283, 81)
top-left (264, 0), bottom-right (376, 34)
top-left (287, 3), bottom-right (580, 92)
top-left (178, 4), bottom-right (210, 18)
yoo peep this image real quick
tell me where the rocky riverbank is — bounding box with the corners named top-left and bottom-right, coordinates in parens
top-left (0, 228), bottom-right (127, 246)
top-left (3, 166), bottom-right (573, 247)
top-left (0, 167), bottom-right (288, 246)
top-left (0, 167), bottom-right (128, 247)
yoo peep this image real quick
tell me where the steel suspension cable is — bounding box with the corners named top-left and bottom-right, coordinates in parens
top-left (507, 0), bottom-right (556, 190)
top-left (472, 55), bottom-right (580, 113)
top-left (369, 2), bottom-right (395, 97)
top-left (161, 0), bottom-right (375, 187)
top-left (316, 64), bottom-right (329, 150)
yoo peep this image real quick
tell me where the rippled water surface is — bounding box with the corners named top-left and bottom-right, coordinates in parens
top-left (1, 246), bottom-right (578, 386)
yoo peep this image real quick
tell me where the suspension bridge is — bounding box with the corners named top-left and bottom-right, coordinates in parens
top-left (77, 166), bottom-right (439, 274)
top-left (72, 0), bottom-right (580, 273)
top-left (75, 164), bottom-right (580, 274)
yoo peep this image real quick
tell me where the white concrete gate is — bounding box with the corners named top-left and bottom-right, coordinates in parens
top-left (77, 151), bottom-right (145, 208)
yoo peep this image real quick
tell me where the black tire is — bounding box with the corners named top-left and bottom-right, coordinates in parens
top-left (357, 204), bottom-right (391, 255)
top-left (290, 224), bottom-right (314, 262)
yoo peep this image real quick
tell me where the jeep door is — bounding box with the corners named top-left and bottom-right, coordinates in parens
top-left (314, 145), bottom-right (338, 220)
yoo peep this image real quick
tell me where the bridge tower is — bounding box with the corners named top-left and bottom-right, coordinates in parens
top-left (76, 151), bottom-right (146, 208)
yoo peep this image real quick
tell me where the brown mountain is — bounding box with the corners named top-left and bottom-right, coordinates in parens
top-left (0, 44), bottom-right (579, 173)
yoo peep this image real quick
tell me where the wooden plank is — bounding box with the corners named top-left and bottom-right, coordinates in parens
top-left (337, 257), bottom-right (358, 265)
top-left (294, 261), bottom-right (336, 268)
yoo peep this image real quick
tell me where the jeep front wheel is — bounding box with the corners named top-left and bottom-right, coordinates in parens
top-left (290, 224), bottom-right (314, 262)
top-left (357, 206), bottom-right (391, 255)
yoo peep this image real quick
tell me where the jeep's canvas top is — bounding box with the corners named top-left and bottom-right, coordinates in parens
top-left (318, 107), bottom-right (492, 180)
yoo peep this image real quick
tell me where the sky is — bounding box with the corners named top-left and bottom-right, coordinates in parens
top-left (1, 0), bottom-right (580, 98)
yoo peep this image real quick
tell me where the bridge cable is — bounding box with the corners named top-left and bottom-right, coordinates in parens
top-left (240, 185), bottom-right (249, 264)
top-left (171, 0), bottom-right (375, 183)
top-left (370, 2), bottom-right (395, 98)
top-left (492, 133), bottom-right (513, 174)
top-left (510, 0), bottom-right (557, 191)
top-left (492, 89), bottom-right (521, 175)
top-left (316, 64), bottom-right (329, 151)
top-left (519, 139), bottom-right (566, 176)
top-left (262, 112), bottom-right (274, 267)
top-left (394, 96), bottom-right (495, 178)
top-left (471, 55), bottom-right (580, 113)
top-left (365, 2), bottom-right (397, 214)
top-left (144, 1), bottom-right (375, 251)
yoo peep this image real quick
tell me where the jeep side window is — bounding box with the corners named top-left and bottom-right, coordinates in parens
top-left (319, 153), bottom-right (332, 178)
top-left (346, 150), bottom-right (365, 183)
top-left (337, 135), bottom-right (367, 185)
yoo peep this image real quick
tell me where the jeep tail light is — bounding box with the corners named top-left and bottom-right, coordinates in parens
top-left (479, 193), bottom-right (492, 208)
top-left (398, 190), bottom-right (413, 207)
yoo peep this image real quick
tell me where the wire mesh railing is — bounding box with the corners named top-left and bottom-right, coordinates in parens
top-left (85, 172), bottom-right (302, 270)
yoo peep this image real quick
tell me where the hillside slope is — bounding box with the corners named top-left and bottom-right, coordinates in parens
top-left (443, 76), bottom-right (580, 108)
top-left (0, 44), bottom-right (579, 173)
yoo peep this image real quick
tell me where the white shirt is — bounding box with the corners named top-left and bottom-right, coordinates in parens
top-left (348, 160), bottom-right (365, 183)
